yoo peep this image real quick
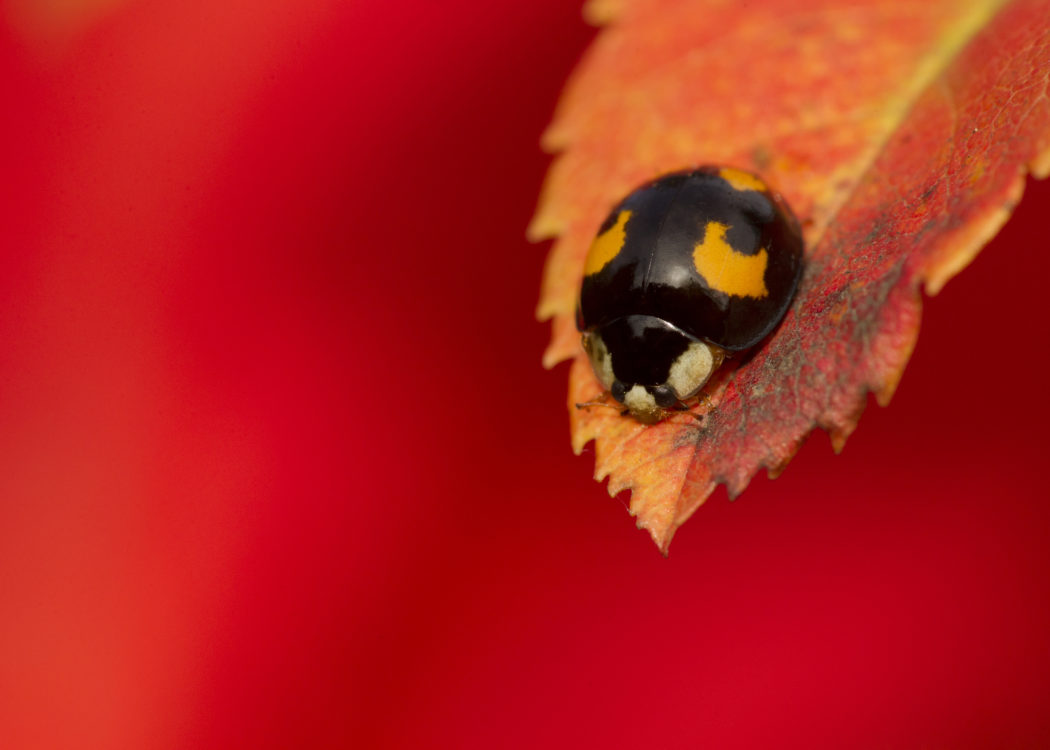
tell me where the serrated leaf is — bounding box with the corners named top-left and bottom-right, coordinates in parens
top-left (532, 0), bottom-right (1050, 553)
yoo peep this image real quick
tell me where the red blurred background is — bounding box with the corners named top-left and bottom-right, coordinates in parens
top-left (0, 1), bottom-right (1047, 748)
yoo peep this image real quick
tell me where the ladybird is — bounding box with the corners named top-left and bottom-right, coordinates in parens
top-left (577, 166), bottom-right (803, 423)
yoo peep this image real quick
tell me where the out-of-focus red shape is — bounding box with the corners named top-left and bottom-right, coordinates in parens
top-left (532, 0), bottom-right (1050, 551)
top-left (0, 1), bottom-right (1048, 749)
top-left (5, 0), bottom-right (134, 49)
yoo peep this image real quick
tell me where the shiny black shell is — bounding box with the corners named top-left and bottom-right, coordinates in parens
top-left (577, 167), bottom-right (803, 360)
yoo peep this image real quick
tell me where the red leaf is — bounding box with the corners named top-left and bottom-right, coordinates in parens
top-left (532, 0), bottom-right (1050, 552)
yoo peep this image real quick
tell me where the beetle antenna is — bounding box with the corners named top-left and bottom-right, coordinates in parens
top-left (574, 399), bottom-right (622, 412)
top-left (574, 392), bottom-right (622, 412)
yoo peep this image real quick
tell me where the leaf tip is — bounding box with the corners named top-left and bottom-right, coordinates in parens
top-left (1031, 144), bottom-right (1050, 181)
top-left (526, 213), bottom-right (561, 244)
top-left (829, 429), bottom-right (850, 455)
top-left (636, 516), bottom-right (674, 557)
top-left (873, 380), bottom-right (898, 409)
top-left (824, 419), bottom-right (856, 455)
top-left (924, 173), bottom-right (1025, 296)
top-left (581, 0), bottom-right (622, 26)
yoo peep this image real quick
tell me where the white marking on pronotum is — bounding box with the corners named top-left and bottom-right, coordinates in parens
top-left (623, 385), bottom-right (659, 421)
top-left (667, 341), bottom-right (718, 400)
top-left (582, 332), bottom-right (615, 390)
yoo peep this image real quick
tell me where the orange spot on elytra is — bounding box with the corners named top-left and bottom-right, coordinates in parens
top-left (583, 210), bottom-right (631, 276)
top-left (693, 221), bottom-right (769, 298)
top-left (718, 168), bottom-right (768, 193)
